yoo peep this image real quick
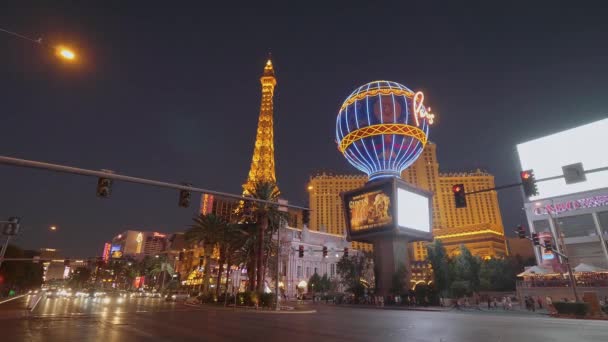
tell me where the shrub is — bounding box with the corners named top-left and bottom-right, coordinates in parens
top-left (198, 292), bottom-right (218, 304)
top-left (553, 302), bottom-right (589, 316)
top-left (260, 293), bottom-right (275, 308)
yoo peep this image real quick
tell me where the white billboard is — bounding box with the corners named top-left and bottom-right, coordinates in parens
top-left (516, 118), bottom-right (608, 201)
top-left (396, 188), bottom-right (431, 233)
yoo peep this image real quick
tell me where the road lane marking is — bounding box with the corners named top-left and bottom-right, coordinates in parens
top-left (0, 294), bottom-right (26, 304)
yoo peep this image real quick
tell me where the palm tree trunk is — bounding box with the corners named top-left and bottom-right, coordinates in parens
top-left (247, 257), bottom-right (256, 291)
top-left (256, 213), bottom-right (268, 293)
top-left (215, 248), bottom-right (225, 297)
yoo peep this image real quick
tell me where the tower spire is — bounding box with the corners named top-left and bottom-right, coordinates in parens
top-left (243, 58), bottom-right (278, 195)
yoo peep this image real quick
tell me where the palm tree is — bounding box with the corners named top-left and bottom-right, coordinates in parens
top-left (247, 181), bottom-right (286, 293)
top-left (186, 214), bottom-right (228, 294)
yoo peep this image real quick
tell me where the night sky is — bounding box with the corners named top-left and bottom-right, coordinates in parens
top-left (2, 2), bottom-right (607, 257)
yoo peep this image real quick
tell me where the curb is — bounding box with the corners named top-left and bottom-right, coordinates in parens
top-left (183, 303), bottom-right (316, 314)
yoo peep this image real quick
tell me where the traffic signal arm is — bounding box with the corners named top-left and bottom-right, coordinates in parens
top-left (513, 229), bottom-right (568, 259)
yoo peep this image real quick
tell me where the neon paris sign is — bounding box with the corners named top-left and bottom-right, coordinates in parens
top-left (413, 91), bottom-right (435, 126)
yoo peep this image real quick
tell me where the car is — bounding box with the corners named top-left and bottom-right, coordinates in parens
top-left (165, 291), bottom-right (189, 302)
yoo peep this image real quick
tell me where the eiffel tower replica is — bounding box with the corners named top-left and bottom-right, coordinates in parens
top-left (238, 57), bottom-right (279, 220)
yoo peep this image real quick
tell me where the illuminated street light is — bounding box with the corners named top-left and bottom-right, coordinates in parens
top-left (57, 46), bottom-right (76, 60)
top-left (50, 226), bottom-right (57, 231)
top-left (0, 27), bottom-right (78, 62)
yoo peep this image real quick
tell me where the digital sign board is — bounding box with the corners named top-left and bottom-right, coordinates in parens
top-left (346, 182), bottom-right (394, 233)
top-left (517, 118), bottom-right (608, 201)
top-left (342, 177), bottom-right (432, 242)
top-left (397, 188), bottom-right (431, 233)
top-left (110, 244), bottom-right (123, 259)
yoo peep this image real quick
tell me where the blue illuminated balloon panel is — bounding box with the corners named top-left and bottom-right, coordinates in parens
top-left (336, 81), bottom-right (434, 181)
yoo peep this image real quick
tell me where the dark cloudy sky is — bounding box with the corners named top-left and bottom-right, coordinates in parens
top-left (1, 1), bottom-right (607, 257)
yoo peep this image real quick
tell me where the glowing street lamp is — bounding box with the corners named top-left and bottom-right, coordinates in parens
top-left (0, 27), bottom-right (78, 62)
top-left (57, 46), bottom-right (76, 61)
top-left (50, 226), bottom-right (57, 231)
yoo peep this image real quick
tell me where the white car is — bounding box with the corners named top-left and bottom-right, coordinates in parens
top-left (166, 291), bottom-right (189, 302)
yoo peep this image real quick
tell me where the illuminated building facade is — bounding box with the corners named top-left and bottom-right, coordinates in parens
top-left (518, 118), bottom-right (608, 269)
top-left (436, 169), bottom-right (507, 258)
top-left (308, 143), bottom-right (508, 260)
top-left (278, 225), bottom-right (363, 298)
top-left (199, 193), bottom-right (239, 223)
top-left (242, 58), bottom-right (279, 196)
top-left (110, 230), bottom-right (170, 259)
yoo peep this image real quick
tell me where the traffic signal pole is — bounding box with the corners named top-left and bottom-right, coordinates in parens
top-left (0, 235), bottom-right (12, 268)
top-left (463, 166), bottom-right (608, 196)
top-left (515, 228), bottom-right (580, 302)
top-left (0, 155), bottom-right (309, 210)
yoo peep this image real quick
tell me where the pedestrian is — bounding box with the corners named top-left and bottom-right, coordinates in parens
top-left (493, 297), bottom-right (498, 308)
top-left (502, 296), bottom-right (507, 310)
top-left (487, 297), bottom-right (491, 309)
top-left (440, 296), bottom-right (445, 307)
top-left (506, 296), bottom-right (512, 310)
top-left (537, 297), bottom-right (542, 309)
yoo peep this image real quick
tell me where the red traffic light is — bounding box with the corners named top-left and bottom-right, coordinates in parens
top-left (521, 171), bottom-right (531, 180)
top-left (452, 185), bottom-right (462, 193)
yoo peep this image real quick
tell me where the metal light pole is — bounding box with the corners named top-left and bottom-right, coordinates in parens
top-left (548, 213), bottom-right (580, 302)
top-left (275, 225), bottom-right (281, 311)
top-left (0, 235), bottom-right (12, 269)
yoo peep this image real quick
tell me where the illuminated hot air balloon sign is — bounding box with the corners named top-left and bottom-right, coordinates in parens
top-left (336, 81), bottom-right (436, 180)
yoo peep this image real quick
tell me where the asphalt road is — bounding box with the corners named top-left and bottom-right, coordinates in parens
top-left (1, 296), bottom-right (607, 342)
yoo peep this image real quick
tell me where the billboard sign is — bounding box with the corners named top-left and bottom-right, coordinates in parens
top-left (342, 177), bottom-right (432, 242)
top-left (110, 244), bottom-right (123, 259)
top-left (516, 118), bottom-right (608, 201)
top-left (346, 181), bottom-right (394, 233)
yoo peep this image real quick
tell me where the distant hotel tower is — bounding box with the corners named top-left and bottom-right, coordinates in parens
top-left (308, 142), bottom-right (507, 260)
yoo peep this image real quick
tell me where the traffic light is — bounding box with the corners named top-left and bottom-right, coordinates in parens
top-left (2, 217), bottom-right (20, 236)
top-left (302, 210), bottom-right (310, 226)
top-left (532, 233), bottom-right (540, 246)
top-left (322, 246), bottom-right (328, 258)
top-left (544, 240), bottom-right (553, 253)
top-left (452, 184), bottom-right (466, 208)
top-left (343, 248), bottom-right (348, 258)
top-left (198, 256), bottom-right (204, 267)
top-left (96, 177), bottom-right (113, 198)
top-left (520, 170), bottom-right (539, 197)
top-left (516, 225), bottom-right (526, 239)
top-left (298, 245), bottom-right (304, 258)
top-left (178, 188), bottom-right (191, 208)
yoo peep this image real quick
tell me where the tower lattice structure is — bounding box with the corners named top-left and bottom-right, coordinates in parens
top-left (243, 58), bottom-right (279, 196)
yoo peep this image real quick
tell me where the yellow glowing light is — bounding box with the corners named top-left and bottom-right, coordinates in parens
top-left (307, 185), bottom-right (313, 191)
top-left (338, 124), bottom-right (427, 153)
top-left (434, 229), bottom-right (504, 240)
top-left (340, 86), bottom-right (415, 112)
top-left (57, 47), bottom-right (75, 60)
top-left (50, 226), bottom-right (57, 231)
